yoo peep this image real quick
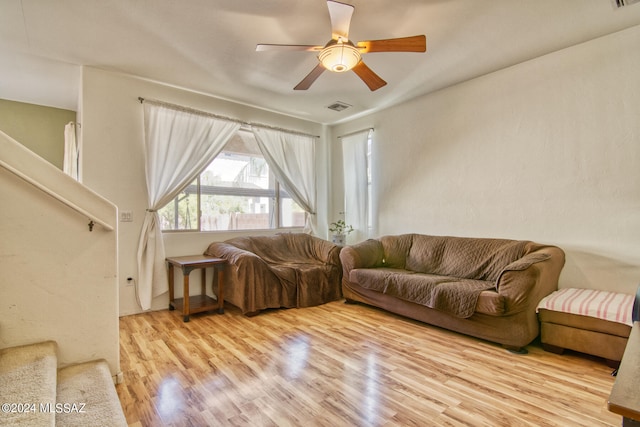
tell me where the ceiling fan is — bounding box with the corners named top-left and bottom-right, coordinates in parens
top-left (256, 0), bottom-right (426, 91)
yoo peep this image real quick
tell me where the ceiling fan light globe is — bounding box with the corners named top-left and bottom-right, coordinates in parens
top-left (318, 43), bottom-right (361, 73)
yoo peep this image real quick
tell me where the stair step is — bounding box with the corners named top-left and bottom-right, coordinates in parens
top-left (56, 359), bottom-right (127, 427)
top-left (0, 340), bottom-right (58, 427)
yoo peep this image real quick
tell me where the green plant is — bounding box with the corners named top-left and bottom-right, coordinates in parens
top-left (329, 219), bottom-right (353, 235)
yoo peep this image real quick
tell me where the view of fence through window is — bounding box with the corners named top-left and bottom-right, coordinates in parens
top-left (159, 130), bottom-right (305, 231)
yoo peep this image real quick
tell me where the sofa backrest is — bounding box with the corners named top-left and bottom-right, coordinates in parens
top-left (381, 234), bottom-right (532, 281)
top-left (224, 233), bottom-right (339, 265)
top-left (379, 234), bottom-right (414, 268)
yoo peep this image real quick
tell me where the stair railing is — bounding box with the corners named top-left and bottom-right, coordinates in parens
top-left (0, 130), bottom-right (116, 232)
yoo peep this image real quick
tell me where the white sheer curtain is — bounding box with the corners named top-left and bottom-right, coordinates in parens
top-left (341, 129), bottom-right (371, 243)
top-left (252, 126), bottom-right (317, 233)
top-left (137, 101), bottom-right (241, 310)
top-left (63, 122), bottom-right (79, 181)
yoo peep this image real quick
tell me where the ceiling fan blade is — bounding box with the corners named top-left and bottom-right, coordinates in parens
top-left (294, 64), bottom-right (326, 90)
top-left (256, 44), bottom-right (323, 52)
top-left (327, 0), bottom-right (354, 40)
top-left (357, 35), bottom-right (426, 53)
top-left (352, 61), bottom-right (387, 91)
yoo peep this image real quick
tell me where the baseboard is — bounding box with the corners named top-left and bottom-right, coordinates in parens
top-left (113, 371), bottom-right (124, 384)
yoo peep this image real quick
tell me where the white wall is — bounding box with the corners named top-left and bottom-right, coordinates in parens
top-left (80, 68), bottom-right (327, 316)
top-left (331, 25), bottom-right (640, 295)
top-left (0, 131), bottom-right (119, 376)
top-left (0, 50), bottom-right (80, 111)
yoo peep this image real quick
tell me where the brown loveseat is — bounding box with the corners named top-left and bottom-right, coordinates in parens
top-left (204, 233), bottom-right (342, 315)
top-left (340, 234), bottom-right (565, 351)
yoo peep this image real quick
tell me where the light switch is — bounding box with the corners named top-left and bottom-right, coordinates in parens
top-left (120, 211), bottom-right (133, 222)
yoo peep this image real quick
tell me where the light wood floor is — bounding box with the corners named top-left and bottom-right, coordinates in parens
top-left (117, 300), bottom-right (621, 427)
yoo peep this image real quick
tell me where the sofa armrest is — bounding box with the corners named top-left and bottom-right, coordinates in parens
top-left (496, 246), bottom-right (565, 314)
top-left (339, 239), bottom-right (384, 276)
top-left (308, 236), bottom-right (342, 267)
top-left (204, 242), bottom-right (280, 281)
top-left (205, 242), bottom-right (263, 264)
top-left (204, 241), bottom-right (288, 315)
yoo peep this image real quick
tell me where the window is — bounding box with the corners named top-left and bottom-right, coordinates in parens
top-left (341, 128), bottom-right (372, 241)
top-left (159, 129), bottom-right (305, 231)
top-left (367, 133), bottom-right (372, 233)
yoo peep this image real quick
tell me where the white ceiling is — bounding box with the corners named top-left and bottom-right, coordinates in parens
top-left (1, 0), bottom-right (640, 124)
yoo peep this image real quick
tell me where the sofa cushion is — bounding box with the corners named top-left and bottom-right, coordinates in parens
top-left (406, 235), bottom-right (529, 281)
top-left (351, 268), bottom-right (494, 318)
top-left (537, 288), bottom-right (635, 327)
top-left (380, 234), bottom-right (414, 269)
top-left (349, 267), bottom-right (413, 286)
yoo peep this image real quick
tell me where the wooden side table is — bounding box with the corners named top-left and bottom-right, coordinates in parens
top-left (608, 322), bottom-right (640, 426)
top-left (166, 255), bottom-right (227, 322)
top-left (608, 287), bottom-right (640, 426)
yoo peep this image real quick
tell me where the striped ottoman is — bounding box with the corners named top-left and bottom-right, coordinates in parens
top-left (537, 288), bottom-right (634, 367)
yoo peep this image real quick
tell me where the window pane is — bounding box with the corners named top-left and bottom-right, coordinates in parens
top-left (279, 186), bottom-right (305, 227)
top-left (200, 131), bottom-right (275, 231)
top-left (158, 179), bottom-right (198, 230)
top-left (202, 132), bottom-right (271, 191)
top-left (201, 194), bottom-right (273, 231)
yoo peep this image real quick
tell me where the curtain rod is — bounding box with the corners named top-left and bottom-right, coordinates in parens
top-left (338, 127), bottom-right (374, 139)
top-left (251, 122), bottom-right (319, 139)
top-left (138, 97), bottom-right (246, 125)
top-left (138, 97), bottom-right (319, 139)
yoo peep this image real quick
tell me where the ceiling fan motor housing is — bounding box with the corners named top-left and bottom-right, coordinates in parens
top-left (318, 39), bottom-right (361, 72)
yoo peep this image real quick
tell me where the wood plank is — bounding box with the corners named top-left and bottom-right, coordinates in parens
top-left (117, 301), bottom-right (622, 426)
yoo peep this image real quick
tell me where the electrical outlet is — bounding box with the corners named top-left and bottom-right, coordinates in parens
top-left (120, 211), bottom-right (133, 222)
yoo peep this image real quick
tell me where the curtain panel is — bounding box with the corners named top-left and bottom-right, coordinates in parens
top-left (252, 127), bottom-right (318, 234)
top-left (341, 129), bottom-right (371, 243)
top-left (137, 102), bottom-right (241, 310)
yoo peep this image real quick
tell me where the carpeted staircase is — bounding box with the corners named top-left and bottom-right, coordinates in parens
top-left (0, 341), bottom-right (127, 427)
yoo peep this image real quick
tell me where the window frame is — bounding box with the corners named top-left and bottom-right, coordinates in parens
top-left (159, 134), bottom-right (303, 233)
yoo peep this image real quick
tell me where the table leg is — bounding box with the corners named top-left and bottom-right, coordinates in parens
top-left (201, 268), bottom-right (206, 297)
top-left (217, 267), bottom-right (225, 314)
top-left (168, 263), bottom-right (175, 310)
top-left (183, 270), bottom-right (190, 322)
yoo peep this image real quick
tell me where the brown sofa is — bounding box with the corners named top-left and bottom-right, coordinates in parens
top-left (204, 233), bottom-right (342, 315)
top-left (340, 234), bottom-right (565, 351)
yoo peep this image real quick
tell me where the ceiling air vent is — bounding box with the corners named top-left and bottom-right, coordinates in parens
top-left (326, 101), bottom-right (351, 112)
top-left (612, 0), bottom-right (640, 7)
